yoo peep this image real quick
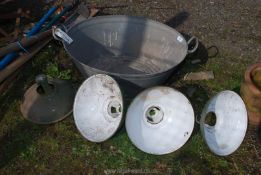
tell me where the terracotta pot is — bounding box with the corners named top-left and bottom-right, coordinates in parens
top-left (240, 63), bottom-right (261, 126)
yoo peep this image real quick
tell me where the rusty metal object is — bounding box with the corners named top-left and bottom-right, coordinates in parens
top-left (13, 8), bottom-right (22, 40)
top-left (0, 30), bottom-right (51, 58)
top-left (0, 36), bottom-right (52, 84)
top-left (240, 63), bottom-right (261, 126)
top-left (60, 3), bottom-right (99, 30)
top-left (89, 8), bottom-right (99, 18)
top-left (20, 74), bottom-right (75, 124)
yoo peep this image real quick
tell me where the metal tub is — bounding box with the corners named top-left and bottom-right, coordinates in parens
top-left (57, 15), bottom-right (198, 95)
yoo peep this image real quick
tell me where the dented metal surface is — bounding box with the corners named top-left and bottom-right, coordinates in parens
top-left (200, 90), bottom-right (248, 156)
top-left (125, 86), bottom-right (194, 155)
top-left (20, 75), bottom-right (75, 124)
top-left (73, 74), bottom-right (123, 142)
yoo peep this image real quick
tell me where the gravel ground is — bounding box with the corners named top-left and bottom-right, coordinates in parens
top-left (90, 0), bottom-right (261, 63)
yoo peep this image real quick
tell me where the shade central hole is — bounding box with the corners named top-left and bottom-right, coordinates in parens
top-left (146, 106), bottom-right (163, 124)
top-left (108, 101), bottom-right (122, 118)
top-left (205, 112), bottom-right (217, 126)
top-left (36, 84), bottom-right (54, 94)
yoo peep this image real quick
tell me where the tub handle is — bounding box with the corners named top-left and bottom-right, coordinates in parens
top-left (52, 27), bottom-right (73, 44)
top-left (187, 36), bottom-right (199, 54)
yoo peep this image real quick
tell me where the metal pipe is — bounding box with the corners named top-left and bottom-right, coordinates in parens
top-left (26, 6), bottom-right (57, 37)
top-left (0, 6), bottom-right (57, 70)
top-left (0, 37), bottom-right (52, 84)
top-left (0, 6), bottom-right (72, 58)
top-left (0, 30), bottom-right (51, 57)
top-left (42, 5), bottom-right (72, 31)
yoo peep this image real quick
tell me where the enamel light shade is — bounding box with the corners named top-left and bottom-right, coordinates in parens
top-left (125, 87), bottom-right (194, 155)
top-left (20, 74), bottom-right (75, 124)
top-left (73, 74), bottom-right (123, 142)
top-left (200, 90), bottom-right (248, 156)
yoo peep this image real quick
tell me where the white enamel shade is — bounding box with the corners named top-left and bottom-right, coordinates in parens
top-left (73, 74), bottom-right (123, 142)
top-left (126, 87), bottom-right (195, 155)
top-left (200, 90), bottom-right (248, 156)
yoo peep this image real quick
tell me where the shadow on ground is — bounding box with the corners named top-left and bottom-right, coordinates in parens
top-left (0, 121), bottom-right (47, 168)
top-left (164, 18), bottom-right (218, 85)
top-left (0, 42), bottom-right (60, 168)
